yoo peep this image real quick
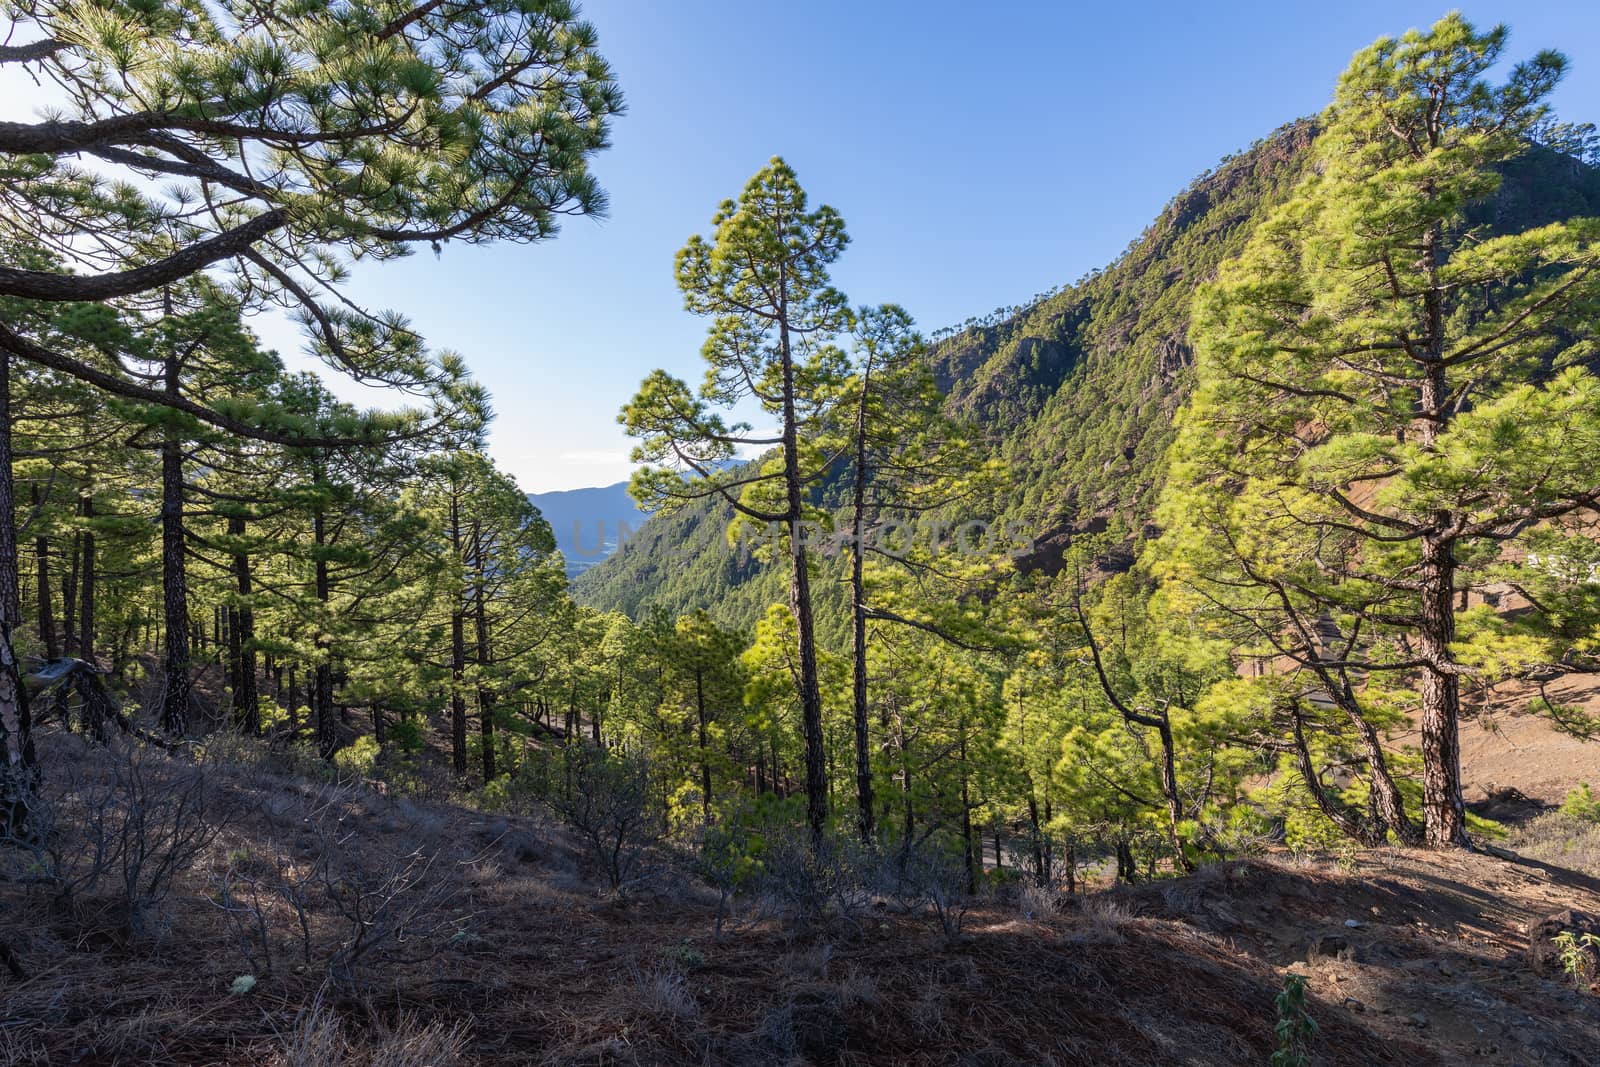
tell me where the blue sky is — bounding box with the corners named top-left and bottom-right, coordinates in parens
top-left (6, 3), bottom-right (1599, 490)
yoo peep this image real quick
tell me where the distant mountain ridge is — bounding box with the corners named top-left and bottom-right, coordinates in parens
top-left (526, 482), bottom-right (651, 578)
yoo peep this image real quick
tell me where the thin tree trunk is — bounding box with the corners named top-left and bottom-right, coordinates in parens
top-left (61, 532), bottom-right (78, 657)
top-left (1026, 780), bottom-right (1050, 885)
top-left (959, 722), bottom-right (977, 894)
top-left (695, 667), bottom-right (711, 825)
top-left (0, 349), bottom-right (39, 839)
top-left (287, 665), bottom-right (299, 737)
top-left (1288, 702), bottom-right (1382, 846)
top-left (159, 355), bottom-right (191, 734)
top-left (1419, 534), bottom-right (1468, 846)
top-left (229, 514), bottom-right (258, 734)
top-left (30, 485), bottom-right (57, 660)
top-left (775, 282), bottom-right (829, 848)
top-left (448, 493), bottom-right (468, 775)
top-left (472, 528), bottom-right (495, 782)
top-left (77, 493), bottom-right (95, 664)
top-left (312, 496), bottom-right (335, 759)
top-left (849, 381), bottom-right (875, 846)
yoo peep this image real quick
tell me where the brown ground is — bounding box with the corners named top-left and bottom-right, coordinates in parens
top-left (3, 728), bottom-right (1600, 1066)
top-left (1446, 671), bottom-right (1600, 805)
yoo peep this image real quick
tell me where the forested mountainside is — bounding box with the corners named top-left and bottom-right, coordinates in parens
top-left (574, 125), bottom-right (1600, 628)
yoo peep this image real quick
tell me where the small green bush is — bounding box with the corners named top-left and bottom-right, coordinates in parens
top-left (333, 736), bottom-right (381, 780)
top-left (1560, 783), bottom-right (1600, 823)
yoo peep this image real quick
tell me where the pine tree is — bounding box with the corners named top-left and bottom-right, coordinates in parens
top-left (623, 159), bottom-right (852, 848)
top-left (1157, 14), bottom-right (1600, 847)
top-left (0, 0), bottom-right (617, 831)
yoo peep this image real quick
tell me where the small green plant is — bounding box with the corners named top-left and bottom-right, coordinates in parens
top-left (662, 941), bottom-right (705, 970)
top-left (333, 735), bottom-right (381, 780)
top-left (1271, 973), bottom-right (1318, 1067)
top-left (1553, 930), bottom-right (1600, 991)
top-left (1560, 783), bottom-right (1600, 823)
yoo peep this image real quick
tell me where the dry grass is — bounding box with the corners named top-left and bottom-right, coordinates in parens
top-left (4, 727), bottom-right (1599, 1065)
top-left (1507, 811), bottom-right (1600, 876)
top-left (275, 994), bottom-right (470, 1067)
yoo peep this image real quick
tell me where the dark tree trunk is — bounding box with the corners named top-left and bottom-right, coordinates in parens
top-left (695, 668), bottom-right (711, 825)
top-left (30, 485), bottom-right (57, 660)
top-left (1026, 785), bottom-right (1048, 885)
top-left (158, 356), bottom-right (191, 734)
top-left (0, 350), bottom-right (39, 839)
top-left (776, 302), bottom-right (828, 849)
top-left (1115, 838), bottom-right (1137, 884)
top-left (959, 723), bottom-right (977, 894)
top-left (228, 514), bottom-right (258, 734)
top-left (448, 494), bottom-right (467, 775)
top-left (286, 665), bottom-right (299, 737)
top-left (312, 500), bottom-right (335, 759)
top-left (61, 531), bottom-right (78, 657)
top-left (472, 532), bottom-right (495, 782)
top-left (849, 363), bottom-right (876, 847)
top-left (1419, 533), bottom-right (1468, 847)
top-left (76, 493), bottom-right (95, 665)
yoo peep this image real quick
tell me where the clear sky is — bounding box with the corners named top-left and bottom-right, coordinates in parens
top-left (6, 3), bottom-right (1599, 490)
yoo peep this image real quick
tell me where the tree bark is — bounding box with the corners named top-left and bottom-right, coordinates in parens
top-left (1418, 534), bottom-right (1468, 846)
top-left (76, 493), bottom-right (95, 664)
top-left (0, 349), bottom-right (39, 839)
top-left (471, 526), bottom-right (495, 782)
top-left (228, 513), bottom-right (258, 734)
top-left (778, 300), bottom-right (828, 849)
top-left (849, 374), bottom-right (876, 846)
top-left (1414, 217), bottom-right (1469, 849)
top-left (695, 667), bottom-right (711, 825)
top-left (959, 721), bottom-right (977, 894)
top-left (61, 531), bottom-right (78, 657)
top-left (158, 353), bottom-right (191, 734)
top-left (312, 495), bottom-right (335, 759)
top-left (448, 493), bottom-right (467, 775)
top-left (30, 485), bottom-right (57, 660)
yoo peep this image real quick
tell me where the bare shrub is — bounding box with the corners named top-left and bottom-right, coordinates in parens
top-left (2, 735), bottom-right (223, 940)
top-left (208, 785), bottom-right (459, 987)
top-left (777, 941), bottom-right (833, 980)
top-left (543, 746), bottom-right (659, 893)
top-left (868, 842), bottom-right (971, 941)
top-left (692, 815), bottom-right (760, 939)
top-left (750, 825), bottom-right (870, 931)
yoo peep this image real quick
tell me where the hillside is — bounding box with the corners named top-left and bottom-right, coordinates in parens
top-left (4, 726), bottom-right (1598, 1066)
top-left (573, 126), bottom-right (1600, 627)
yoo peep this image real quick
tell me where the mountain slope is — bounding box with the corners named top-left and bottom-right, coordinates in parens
top-left (574, 125), bottom-right (1600, 626)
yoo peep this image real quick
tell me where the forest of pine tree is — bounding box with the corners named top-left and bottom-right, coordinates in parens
top-left (2, 5), bottom-right (1600, 1064)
